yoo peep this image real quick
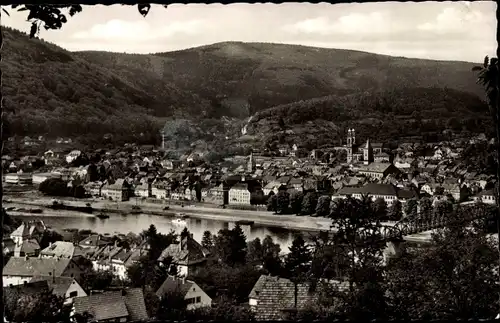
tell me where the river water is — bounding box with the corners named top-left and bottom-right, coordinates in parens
top-left (14, 209), bottom-right (313, 252)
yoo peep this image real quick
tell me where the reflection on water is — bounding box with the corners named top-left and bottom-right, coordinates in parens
top-left (15, 212), bottom-right (313, 252)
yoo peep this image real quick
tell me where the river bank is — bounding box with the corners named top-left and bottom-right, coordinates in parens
top-left (3, 194), bottom-right (334, 233)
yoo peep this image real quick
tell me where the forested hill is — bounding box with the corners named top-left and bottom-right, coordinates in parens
top-left (2, 26), bottom-right (489, 146)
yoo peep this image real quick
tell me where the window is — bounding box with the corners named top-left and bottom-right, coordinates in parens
top-left (69, 291), bottom-right (78, 298)
top-left (196, 296), bottom-right (201, 303)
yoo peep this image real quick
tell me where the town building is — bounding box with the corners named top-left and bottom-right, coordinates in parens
top-left (157, 233), bottom-right (212, 277)
top-left (66, 150), bottom-right (82, 164)
top-left (229, 182), bottom-right (251, 205)
top-left (156, 276), bottom-right (212, 310)
top-left (3, 257), bottom-right (84, 287)
top-left (101, 179), bottom-right (130, 201)
top-left (473, 189), bottom-right (496, 205)
top-left (72, 288), bottom-right (149, 323)
top-left (5, 172), bottom-right (33, 185)
top-left (30, 276), bottom-right (87, 305)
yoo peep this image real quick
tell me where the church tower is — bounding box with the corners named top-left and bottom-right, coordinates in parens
top-left (347, 128), bottom-right (356, 163)
top-left (247, 151), bottom-right (255, 173)
top-left (363, 138), bottom-right (374, 165)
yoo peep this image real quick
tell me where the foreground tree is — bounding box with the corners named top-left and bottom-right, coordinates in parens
top-left (214, 225), bottom-right (248, 267)
top-left (473, 55), bottom-right (500, 314)
top-left (315, 195), bottom-right (331, 217)
top-left (319, 196), bottom-right (388, 320)
top-left (276, 190), bottom-right (290, 214)
top-left (4, 290), bottom-right (69, 323)
top-left (386, 206), bottom-right (499, 320)
top-left (289, 190), bottom-right (304, 215)
top-left (373, 197), bottom-right (388, 220)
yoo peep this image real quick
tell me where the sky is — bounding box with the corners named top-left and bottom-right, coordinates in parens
top-left (1, 1), bottom-right (497, 63)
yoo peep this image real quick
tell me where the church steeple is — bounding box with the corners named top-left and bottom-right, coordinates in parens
top-left (364, 138), bottom-right (374, 165)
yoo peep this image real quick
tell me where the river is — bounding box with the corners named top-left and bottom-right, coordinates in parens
top-left (13, 209), bottom-right (314, 252)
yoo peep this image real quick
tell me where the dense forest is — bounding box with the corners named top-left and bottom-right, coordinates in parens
top-left (2, 26), bottom-right (489, 147)
top-left (249, 87), bottom-right (491, 149)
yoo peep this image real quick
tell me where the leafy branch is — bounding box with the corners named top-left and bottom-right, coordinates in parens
top-left (3, 4), bottom-right (167, 38)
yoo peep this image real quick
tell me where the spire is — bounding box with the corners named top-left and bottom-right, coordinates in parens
top-left (365, 138), bottom-right (371, 149)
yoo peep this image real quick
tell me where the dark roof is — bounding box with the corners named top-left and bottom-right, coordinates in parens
top-left (338, 183), bottom-right (398, 197)
top-left (248, 275), bottom-right (320, 321)
top-left (362, 183), bottom-right (398, 196)
top-left (157, 235), bottom-right (210, 265)
top-left (156, 276), bottom-right (194, 298)
top-left (73, 288), bottom-right (148, 322)
top-left (3, 257), bottom-right (72, 277)
top-left (30, 275), bottom-right (77, 297)
top-left (4, 280), bottom-right (50, 296)
top-left (79, 234), bottom-right (112, 248)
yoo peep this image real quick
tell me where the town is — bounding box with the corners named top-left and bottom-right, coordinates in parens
top-left (2, 127), bottom-right (499, 321)
top-left (1, 1), bottom-right (498, 322)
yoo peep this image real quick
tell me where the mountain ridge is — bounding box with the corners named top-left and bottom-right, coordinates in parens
top-left (2, 26), bottom-right (489, 150)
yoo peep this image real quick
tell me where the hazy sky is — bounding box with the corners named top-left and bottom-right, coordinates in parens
top-left (1, 1), bottom-right (496, 62)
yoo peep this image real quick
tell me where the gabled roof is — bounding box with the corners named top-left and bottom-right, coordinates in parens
top-left (3, 257), bottom-right (73, 277)
top-left (3, 280), bottom-right (50, 297)
top-left (357, 162), bottom-right (396, 173)
top-left (31, 275), bottom-right (78, 297)
top-left (79, 234), bottom-right (112, 248)
top-left (41, 241), bottom-right (85, 259)
top-left (156, 276), bottom-right (194, 298)
top-left (158, 235), bottom-right (210, 266)
top-left (248, 275), bottom-right (321, 321)
top-left (14, 239), bottom-right (40, 255)
top-left (73, 288), bottom-right (148, 322)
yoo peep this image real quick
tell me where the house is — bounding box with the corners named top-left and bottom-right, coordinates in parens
top-left (356, 163), bottom-right (401, 180)
top-left (134, 182), bottom-right (150, 198)
top-left (10, 220), bottom-right (46, 246)
top-left (66, 150), bottom-right (82, 164)
top-left (204, 184), bottom-right (225, 205)
top-left (79, 234), bottom-right (113, 251)
top-left (13, 239), bottom-right (41, 258)
top-left (248, 275), bottom-right (346, 321)
top-left (101, 179), bottom-right (129, 201)
top-left (157, 233), bottom-right (212, 277)
top-left (151, 181), bottom-right (170, 199)
top-left (473, 189), bottom-right (496, 205)
top-left (442, 183), bottom-right (469, 201)
top-left (31, 275), bottom-right (87, 305)
top-left (5, 172), bottom-right (33, 185)
top-left (72, 288), bottom-right (149, 323)
top-left (156, 276), bottom-right (212, 310)
top-left (2, 257), bottom-right (84, 287)
top-left (229, 182), bottom-right (251, 205)
top-left (91, 244), bottom-right (146, 280)
top-left (84, 181), bottom-right (104, 197)
top-left (263, 181), bottom-right (280, 196)
top-left (336, 183), bottom-right (399, 205)
top-left (40, 241), bottom-right (85, 260)
top-left (374, 153), bottom-right (391, 163)
top-left (32, 172), bottom-right (62, 185)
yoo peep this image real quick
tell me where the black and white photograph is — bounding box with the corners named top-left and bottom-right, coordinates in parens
top-left (0, 1), bottom-right (498, 321)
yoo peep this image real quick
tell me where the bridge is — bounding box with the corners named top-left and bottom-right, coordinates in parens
top-left (352, 203), bottom-right (497, 261)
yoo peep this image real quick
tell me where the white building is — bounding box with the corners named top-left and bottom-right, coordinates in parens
top-left (229, 183), bottom-right (251, 205)
top-left (5, 172), bottom-right (32, 185)
top-left (65, 150), bottom-right (82, 164)
top-left (473, 190), bottom-right (496, 205)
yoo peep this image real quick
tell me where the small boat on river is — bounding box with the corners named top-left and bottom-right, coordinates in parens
top-left (172, 218), bottom-right (187, 226)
